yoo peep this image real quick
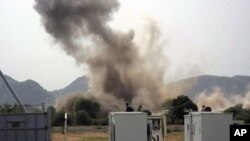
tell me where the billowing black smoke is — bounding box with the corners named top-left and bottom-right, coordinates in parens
top-left (34, 0), bottom-right (169, 112)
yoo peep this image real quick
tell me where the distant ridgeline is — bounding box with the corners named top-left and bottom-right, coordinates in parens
top-left (1, 73), bottom-right (250, 112)
top-left (0, 74), bottom-right (55, 112)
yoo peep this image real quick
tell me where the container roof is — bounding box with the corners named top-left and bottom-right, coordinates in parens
top-left (110, 112), bottom-right (146, 115)
top-left (184, 112), bottom-right (233, 117)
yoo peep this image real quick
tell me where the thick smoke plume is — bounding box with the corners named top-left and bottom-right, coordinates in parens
top-left (34, 0), bottom-right (169, 111)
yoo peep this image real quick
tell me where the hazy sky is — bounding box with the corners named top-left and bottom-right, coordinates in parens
top-left (1, 0), bottom-right (250, 90)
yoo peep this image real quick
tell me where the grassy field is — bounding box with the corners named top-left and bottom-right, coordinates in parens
top-left (52, 131), bottom-right (184, 141)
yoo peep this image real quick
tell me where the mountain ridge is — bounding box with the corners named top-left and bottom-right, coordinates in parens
top-left (0, 75), bottom-right (55, 106)
top-left (52, 76), bottom-right (89, 98)
top-left (1, 74), bottom-right (250, 107)
top-left (169, 75), bottom-right (250, 99)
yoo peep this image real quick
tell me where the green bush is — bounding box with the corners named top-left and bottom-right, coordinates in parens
top-left (52, 111), bottom-right (73, 126)
top-left (74, 98), bottom-right (100, 119)
top-left (224, 104), bottom-right (250, 123)
top-left (164, 95), bottom-right (198, 124)
top-left (75, 110), bottom-right (92, 125)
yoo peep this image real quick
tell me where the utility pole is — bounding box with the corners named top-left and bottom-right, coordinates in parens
top-left (64, 113), bottom-right (67, 141)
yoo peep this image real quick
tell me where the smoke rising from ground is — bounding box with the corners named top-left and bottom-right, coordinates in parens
top-left (56, 93), bottom-right (85, 112)
top-left (195, 87), bottom-right (250, 111)
top-left (233, 92), bottom-right (250, 109)
top-left (34, 0), bottom-right (170, 111)
top-left (195, 87), bottom-right (231, 111)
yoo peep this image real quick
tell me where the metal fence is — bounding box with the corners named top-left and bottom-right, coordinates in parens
top-left (0, 108), bottom-right (51, 141)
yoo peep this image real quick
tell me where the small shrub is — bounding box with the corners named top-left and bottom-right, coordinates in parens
top-left (75, 110), bottom-right (91, 125)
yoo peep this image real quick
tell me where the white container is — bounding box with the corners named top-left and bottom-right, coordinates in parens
top-left (148, 116), bottom-right (166, 141)
top-left (109, 112), bottom-right (147, 141)
top-left (184, 112), bottom-right (233, 141)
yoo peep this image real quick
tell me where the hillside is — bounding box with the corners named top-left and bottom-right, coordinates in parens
top-left (52, 74), bottom-right (250, 101)
top-left (1, 74), bottom-right (250, 108)
top-left (0, 75), bottom-right (55, 107)
top-left (168, 75), bottom-right (250, 99)
top-left (52, 76), bottom-right (89, 98)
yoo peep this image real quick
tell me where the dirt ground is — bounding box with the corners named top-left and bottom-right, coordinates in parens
top-left (52, 132), bottom-right (108, 141)
top-left (166, 132), bottom-right (184, 141)
top-left (52, 131), bottom-right (184, 141)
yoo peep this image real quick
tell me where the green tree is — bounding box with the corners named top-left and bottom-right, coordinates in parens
top-left (48, 106), bottom-right (56, 123)
top-left (53, 111), bottom-right (73, 126)
top-left (224, 104), bottom-right (250, 123)
top-left (236, 111), bottom-right (250, 123)
top-left (74, 98), bottom-right (100, 119)
top-left (167, 95), bottom-right (198, 124)
top-left (224, 104), bottom-right (243, 118)
top-left (12, 104), bottom-right (24, 113)
top-left (0, 106), bottom-right (4, 113)
top-left (0, 104), bottom-right (24, 113)
top-left (75, 110), bottom-right (91, 125)
top-left (162, 99), bottom-right (174, 124)
top-left (163, 99), bottom-right (173, 110)
top-left (52, 111), bottom-right (64, 126)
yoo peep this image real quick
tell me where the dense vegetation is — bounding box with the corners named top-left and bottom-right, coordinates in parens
top-left (163, 95), bottom-right (250, 124)
top-left (0, 104), bottom-right (24, 113)
top-left (224, 104), bottom-right (250, 123)
top-left (2, 95), bottom-right (250, 126)
top-left (163, 95), bottom-right (198, 124)
top-left (51, 98), bottom-right (106, 126)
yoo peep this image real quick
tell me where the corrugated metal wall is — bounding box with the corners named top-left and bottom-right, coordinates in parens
top-left (0, 109), bottom-right (51, 141)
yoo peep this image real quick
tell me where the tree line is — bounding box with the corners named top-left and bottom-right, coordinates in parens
top-left (1, 95), bottom-right (250, 125)
top-left (51, 97), bottom-right (107, 126)
top-left (0, 104), bottom-right (24, 113)
top-left (164, 95), bottom-right (250, 124)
